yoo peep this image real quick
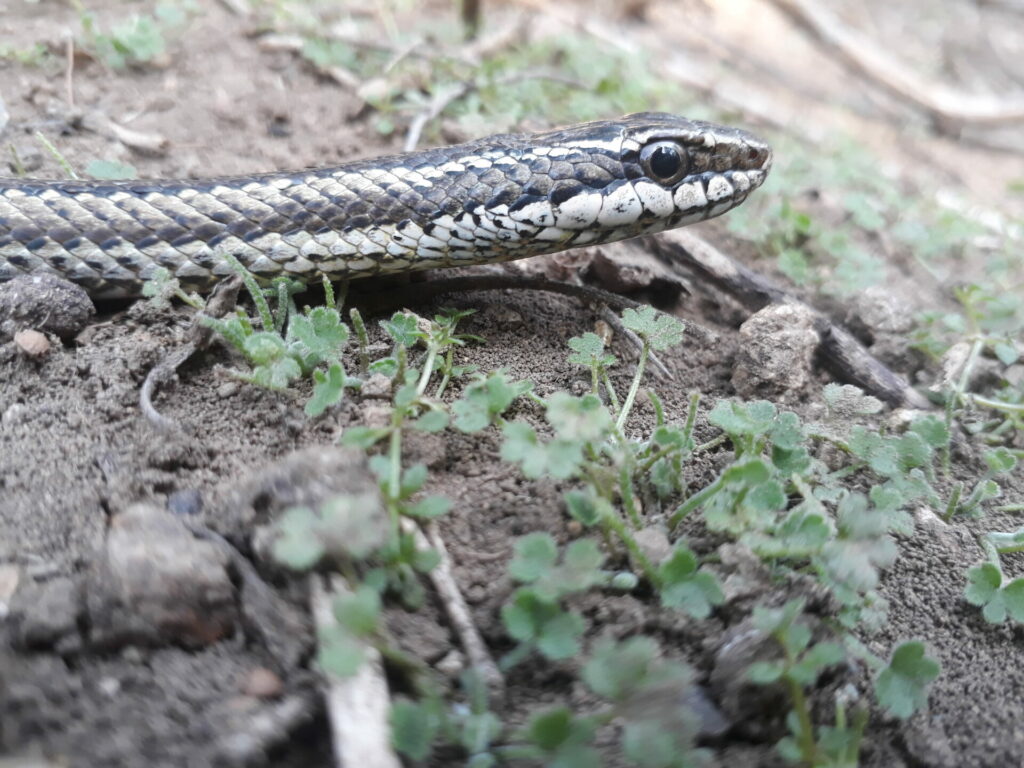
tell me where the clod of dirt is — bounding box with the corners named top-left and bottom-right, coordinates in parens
top-left (634, 526), bottom-right (673, 566)
top-left (715, 543), bottom-right (774, 604)
top-left (211, 445), bottom-right (380, 533)
top-left (0, 273), bottom-right (95, 339)
top-left (9, 576), bottom-right (83, 651)
top-left (86, 504), bottom-right (237, 649)
top-left (709, 619), bottom-right (789, 739)
top-left (731, 302), bottom-right (820, 399)
top-left (847, 286), bottom-right (916, 337)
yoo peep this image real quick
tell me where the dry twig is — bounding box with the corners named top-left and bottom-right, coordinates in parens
top-left (310, 575), bottom-right (402, 768)
top-left (402, 519), bottom-right (504, 692)
top-left (766, 0), bottom-right (1024, 130)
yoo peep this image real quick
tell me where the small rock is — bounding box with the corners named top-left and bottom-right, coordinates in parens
top-left (167, 488), bottom-right (204, 517)
top-left (10, 576), bottom-right (82, 649)
top-left (86, 504), bottom-right (237, 649)
top-left (435, 650), bottom-right (465, 678)
top-left (361, 373), bottom-right (393, 398)
top-left (716, 543), bottom-right (773, 603)
top-left (847, 286), bottom-right (915, 336)
top-left (903, 714), bottom-right (957, 768)
top-left (731, 302), bottom-right (819, 398)
top-left (683, 685), bottom-right (732, 739)
top-left (14, 329), bottom-right (50, 357)
top-left (0, 272), bottom-right (95, 339)
top-left (241, 667), bottom-right (284, 699)
top-left (214, 446), bottom-right (382, 529)
top-left (634, 527), bottom-right (672, 566)
top-left (709, 620), bottom-right (788, 738)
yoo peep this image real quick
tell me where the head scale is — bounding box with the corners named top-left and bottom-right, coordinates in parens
top-left (462, 112), bottom-right (771, 254)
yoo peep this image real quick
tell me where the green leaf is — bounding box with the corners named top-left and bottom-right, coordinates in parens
top-left (708, 399), bottom-right (776, 439)
top-left (582, 636), bottom-right (659, 701)
top-left (657, 545), bottom-right (724, 619)
top-left (333, 584), bottom-right (381, 636)
top-left (412, 409), bottom-right (449, 433)
top-left (874, 641), bottom-right (940, 719)
top-left (390, 699), bottom-right (440, 761)
top-left (405, 495), bottom-right (451, 519)
top-left (271, 506), bottom-right (325, 570)
top-left (452, 371), bottom-right (532, 432)
top-left (526, 707), bottom-right (580, 751)
top-left (536, 611), bottom-right (586, 659)
top-left (567, 332), bottom-right (617, 368)
top-left (908, 414), bottom-right (950, 448)
top-left (380, 311), bottom-right (421, 347)
top-left (85, 158), bottom-right (137, 180)
top-left (564, 489), bottom-right (611, 527)
top-left (983, 447), bottom-right (1017, 475)
top-left (501, 422), bottom-right (584, 480)
top-left (545, 392), bottom-right (613, 443)
top-left (399, 464), bottom-right (429, 498)
top-left (508, 533), bottom-right (558, 583)
top-left (964, 562), bottom-right (1002, 607)
top-left (318, 623), bottom-right (367, 678)
top-left (340, 425), bottom-right (391, 449)
top-left (993, 340), bottom-right (1019, 366)
top-left (501, 590), bottom-right (585, 660)
top-left (305, 361), bottom-right (349, 417)
top-left (747, 661), bottom-right (784, 684)
top-left (620, 306), bottom-right (686, 351)
top-left (289, 306), bottom-right (350, 369)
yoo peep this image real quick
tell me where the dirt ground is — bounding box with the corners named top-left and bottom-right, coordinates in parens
top-left (1, 1), bottom-right (1023, 767)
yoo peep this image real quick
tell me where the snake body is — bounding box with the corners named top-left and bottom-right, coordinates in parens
top-left (0, 113), bottom-right (770, 298)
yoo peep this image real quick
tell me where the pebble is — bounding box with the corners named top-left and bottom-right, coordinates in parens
top-left (86, 504), bottom-right (237, 649)
top-left (0, 272), bottom-right (95, 339)
top-left (241, 667), bottom-right (284, 699)
top-left (14, 329), bottom-right (50, 357)
top-left (731, 302), bottom-right (819, 398)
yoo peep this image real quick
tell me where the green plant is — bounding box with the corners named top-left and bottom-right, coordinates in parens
top-left (75, 1), bottom-right (194, 68)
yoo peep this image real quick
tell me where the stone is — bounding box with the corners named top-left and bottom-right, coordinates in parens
top-left (0, 272), bottom-right (95, 339)
top-left (87, 504), bottom-right (237, 649)
top-left (731, 302), bottom-right (819, 398)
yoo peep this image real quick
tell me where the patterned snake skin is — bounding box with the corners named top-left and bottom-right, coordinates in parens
top-left (0, 113), bottom-right (771, 298)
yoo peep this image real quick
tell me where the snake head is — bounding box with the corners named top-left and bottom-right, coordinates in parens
top-left (467, 112), bottom-right (772, 253)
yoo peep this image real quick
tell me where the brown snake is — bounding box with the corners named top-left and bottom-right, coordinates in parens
top-left (0, 113), bottom-right (771, 299)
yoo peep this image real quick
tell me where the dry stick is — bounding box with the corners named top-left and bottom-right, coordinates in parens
top-left (310, 574), bottom-right (402, 768)
top-left (140, 276), bottom-right (243, 432)
top-left (402, 519), bottom-right (505, 693)
top-left (643, 230), bottom-right (932, 409)
top-left (766, 0), bottom-right (1024, 130)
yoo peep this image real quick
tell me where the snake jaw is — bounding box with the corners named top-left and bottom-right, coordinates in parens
top-left (1, 114), bottom-right (771, 297)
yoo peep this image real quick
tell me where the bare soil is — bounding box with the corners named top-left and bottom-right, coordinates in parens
top-left (1, 1), bottom-right (1022, 767)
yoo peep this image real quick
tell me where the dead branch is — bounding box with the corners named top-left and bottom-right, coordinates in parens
top-left (766, 0), bottom-right (1024, 129)
top-left (403, 519), bottom-right (504, 693)
top-left (310, 575), bottom-right (402, 768)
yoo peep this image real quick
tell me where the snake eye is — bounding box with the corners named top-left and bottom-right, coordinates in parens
top-left (640, 141), bottom-right (688, 185)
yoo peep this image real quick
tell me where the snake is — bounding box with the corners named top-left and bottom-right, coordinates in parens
top-left (0, 113), bottom-right (771, 299)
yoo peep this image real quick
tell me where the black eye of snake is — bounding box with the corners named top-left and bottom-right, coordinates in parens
top-left (640, 141), bottom-right (688, 185)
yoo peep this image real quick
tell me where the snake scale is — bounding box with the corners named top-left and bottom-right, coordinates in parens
top-left (0, 113), bottom-right (770, 299)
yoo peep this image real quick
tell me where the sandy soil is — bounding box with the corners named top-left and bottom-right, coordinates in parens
top-left (1, 1), bottom-right (1022, 766)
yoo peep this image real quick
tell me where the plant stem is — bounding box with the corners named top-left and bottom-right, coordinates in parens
top-left (615, 342), bottom-right (649, 432)
top-left (668, 475), bottom-right (726, 530)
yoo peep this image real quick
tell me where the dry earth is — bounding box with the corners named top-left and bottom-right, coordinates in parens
top-left (1, 1), bottom-right (1023, 767)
